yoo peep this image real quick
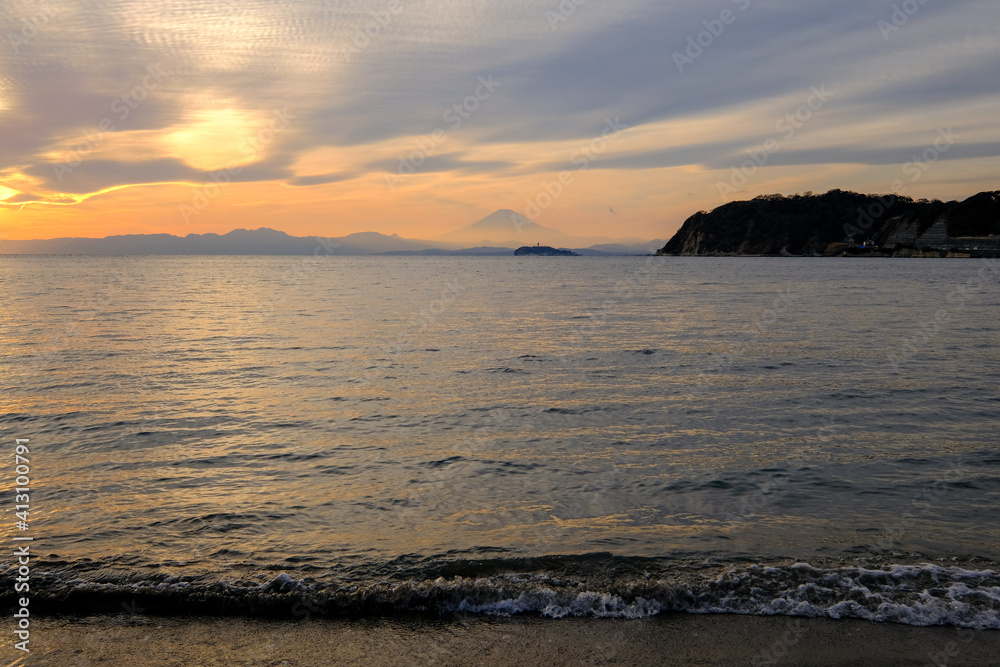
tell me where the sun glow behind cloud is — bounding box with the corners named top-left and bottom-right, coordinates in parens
top-left (164, 106), bottom-right (276, 171)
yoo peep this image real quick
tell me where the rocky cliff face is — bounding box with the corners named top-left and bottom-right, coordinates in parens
top-left (658, 190), bottom-right (1000, 256)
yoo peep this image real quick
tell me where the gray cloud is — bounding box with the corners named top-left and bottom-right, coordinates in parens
top-left (369, 152), bottom-right (518, 177)
top-left (708, 141), bottom-right (1000, 170)
top-left (288, 172), bottom-right (354, 187)
top-left (1, 0), bottom-right (998, 200)
top-left (2, 193), bottom-right (41, 204)
top-left (23, 156), bottom-right (293, 194)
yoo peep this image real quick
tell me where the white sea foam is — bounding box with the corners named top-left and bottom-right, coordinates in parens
top-left (20, 559), bottom-right (999, 627)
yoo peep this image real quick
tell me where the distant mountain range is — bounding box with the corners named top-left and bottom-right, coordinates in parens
top-left (0, 210), bottom-right (662, 256)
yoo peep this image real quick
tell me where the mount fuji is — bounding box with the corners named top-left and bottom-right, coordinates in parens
top-left (433, 209), bottom-right (653, 249)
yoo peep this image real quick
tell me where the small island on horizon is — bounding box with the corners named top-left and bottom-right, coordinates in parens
top-left (514, 245), bottom-right (579, 256)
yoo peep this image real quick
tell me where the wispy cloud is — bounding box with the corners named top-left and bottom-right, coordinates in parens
top-left (1, 0), bottom-right (997, 238)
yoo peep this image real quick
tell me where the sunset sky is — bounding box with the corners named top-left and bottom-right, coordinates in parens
top-left (1, 0), bottom-right (998, 242)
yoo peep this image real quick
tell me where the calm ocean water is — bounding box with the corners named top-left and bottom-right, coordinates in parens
top-left (2, 256), bottom-right (999, 626)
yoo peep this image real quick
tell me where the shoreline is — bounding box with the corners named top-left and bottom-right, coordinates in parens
top-left (17, 613), bottom-right (1000, 666)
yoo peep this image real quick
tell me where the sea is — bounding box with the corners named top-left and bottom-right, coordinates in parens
top-left (1, 255), bottom-right (999, 628)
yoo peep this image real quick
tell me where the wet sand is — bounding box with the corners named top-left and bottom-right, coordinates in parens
top-left (15, 613), bottom-right (1000, 666)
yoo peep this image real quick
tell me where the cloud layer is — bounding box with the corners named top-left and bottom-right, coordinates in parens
top-left (1, 0), bottom-right (997, 238)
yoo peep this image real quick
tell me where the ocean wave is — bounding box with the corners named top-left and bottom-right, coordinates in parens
top-left (5, 555), bottom-right (998, 628)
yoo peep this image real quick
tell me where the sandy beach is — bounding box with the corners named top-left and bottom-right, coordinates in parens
top-left (14, 613), bottom-right (1000, 666)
